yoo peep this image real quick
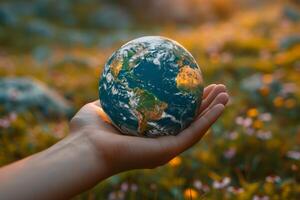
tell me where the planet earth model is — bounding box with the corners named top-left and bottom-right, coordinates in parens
top-left (99, 36), bottom-right (203, 137)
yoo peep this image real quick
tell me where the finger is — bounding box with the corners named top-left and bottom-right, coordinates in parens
top-left (93, 104), bottom-right (112, 124)
top-left (117, 99), bottom-right (226, 168)
top-left (92, 100), bottom-right (101, 106)
top-left (163, 103), bottom-right (225, 156)
top-left (203, 84), bottom-right (217, 98)
top-left (196, 84), bottom-right (216, 114)
top-left (198, 92), bottom-right (229, 119)
top-left (88, 100), bottom-right (112, 124)
top-left (198, 84), bottom-right (226, 114)
top-left (78, 101), bottom-right (114, 131)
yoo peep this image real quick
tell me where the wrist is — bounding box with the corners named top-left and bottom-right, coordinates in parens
top-left (75, 127), bottom-right (125, 175)
top-left (36, 130), bottom-right (114, 197)
top-left (62, 130), bottom-right (114, 180)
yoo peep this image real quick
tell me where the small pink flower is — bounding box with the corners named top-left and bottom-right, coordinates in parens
top-left (118, 191), bottom-right (125, 199)
top-left (236, 117), bottom-right (253, 127)
top-left (235, 116), bottom-right (244, 125)
top-left (243, 118), bottom-right (252, 127)
top-left (282, 83), bottom-right (296, 94)
top-left (256, 131), bottom-right (272, 140)
top-left (287, 151), bottom-right (300, 160)
top-left (0, 119), bottom-right (10, 128)
top-left (108, 192), bottom-right (116, 200)
top-left (245, 128), bottom-right (255, 136)
top-left (193, 180), bottom-right (202, 190)
top-left (265, 175), bottom-right (281, 183)
top-left (259, 113), bottom-right (272, 122)
top-left (120, 182), bottom-right (129, 192)
top-left (108, 191), bottom-right (125, 200)
top-left (9, 112), bottom-right (17, 121)
top-left (130, 184), bottom-right (138, 192)
top-left (8, 88), bottom-right (19, 101)
top-left (226, 131), bottom-right (238, 140)
top-left (213, 177), bottom-right (231, 189)
top-left (202, 184), bottom-right (210, 192)
top-left (224, 148), bottom-right (236, 159)
top-left (253, 195), bottom-right (269, 200)
top-left (227, 186), bottom-right (244, 194)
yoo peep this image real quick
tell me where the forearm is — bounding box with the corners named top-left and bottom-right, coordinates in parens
top-left (0, 131), bottom-right (111, 200)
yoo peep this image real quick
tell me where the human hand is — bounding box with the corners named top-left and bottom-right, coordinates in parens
top-left (70, 84), bottom-right (229, 175)
top-left (0, 84), bottom-right (229, 200)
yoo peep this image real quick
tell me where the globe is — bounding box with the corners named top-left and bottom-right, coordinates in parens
top-left (99, 36), bottom-right (203, 137)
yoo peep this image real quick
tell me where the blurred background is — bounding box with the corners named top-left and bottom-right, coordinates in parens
top-left (0, 0), bottom-right (300, 199)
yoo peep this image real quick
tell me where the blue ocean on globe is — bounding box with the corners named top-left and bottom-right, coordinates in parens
top-left (99, 36), bottom-right (203, 137)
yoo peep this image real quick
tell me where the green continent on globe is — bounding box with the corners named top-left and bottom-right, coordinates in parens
top-left (130, 88), bottom-right (168, 134)
top-left (99, 36), bottom-right (204, 137)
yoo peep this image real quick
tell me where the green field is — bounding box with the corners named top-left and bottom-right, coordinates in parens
top-left (0, 0), bottom-right (300, 199)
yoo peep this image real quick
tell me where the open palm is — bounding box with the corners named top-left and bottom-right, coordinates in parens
top-left (70, 84), bottom-right (229, 173)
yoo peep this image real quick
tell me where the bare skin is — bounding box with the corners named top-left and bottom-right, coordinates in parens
top-left (0, 84), bottom-right (229, 200)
